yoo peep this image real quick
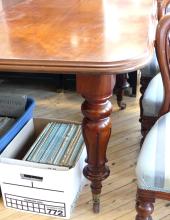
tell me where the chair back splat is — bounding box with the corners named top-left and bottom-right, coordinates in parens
top-left (156, 14), bottom-right (170, 115)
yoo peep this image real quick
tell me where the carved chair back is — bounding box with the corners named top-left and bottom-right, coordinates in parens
top-left (156, 14), bottom-right (170, 116)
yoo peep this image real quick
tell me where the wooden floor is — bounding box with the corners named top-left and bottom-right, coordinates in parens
top-left (0, 77), bottom-right (169, 220)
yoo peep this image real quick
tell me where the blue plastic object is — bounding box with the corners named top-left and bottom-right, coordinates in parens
top-left (0, 97), bottom-right (35, 153)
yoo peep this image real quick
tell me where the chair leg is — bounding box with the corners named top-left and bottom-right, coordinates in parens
top-left (116, 88), bottom-right (126, 110)
top-left (115, 74), bottom-right (129, 110)
top-left (128, 71), bottom-right (137, 97)
top-left (139, 76), bottom-right (149, 124)
top-left (135, 189), bottom-right (155, 220)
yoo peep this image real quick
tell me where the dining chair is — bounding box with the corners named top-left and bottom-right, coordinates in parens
top-left (114, 73), bottom-right (130, 110)
top-left (135, 14), bottom-right (170, 220)
top-left (115, 72), bottom-right (138, 110)
top-left (140, 0), bottom-right (170, 145)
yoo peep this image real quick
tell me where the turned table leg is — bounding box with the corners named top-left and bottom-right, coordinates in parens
top-left (76, 74), bottom-right (115, 213)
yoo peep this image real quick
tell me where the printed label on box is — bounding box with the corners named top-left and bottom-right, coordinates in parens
top-left (5, 194), bottom-right (66, 217)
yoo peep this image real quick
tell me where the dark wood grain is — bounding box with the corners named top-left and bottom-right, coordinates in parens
top-left (136, 189), bottom-right (155, 220)
top-left (0, 0), bottom-right (155, 73)
top-left (77, 74), bottom-right (115, 212)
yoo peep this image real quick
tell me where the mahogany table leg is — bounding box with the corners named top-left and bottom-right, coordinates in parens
top-left (76, 74), bottom-right (115, 213)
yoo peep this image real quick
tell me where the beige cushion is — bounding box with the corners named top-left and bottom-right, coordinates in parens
top-left (136, 112), bottom-right (170, 192)
top-left (142, 73), bottom-right (164, 117)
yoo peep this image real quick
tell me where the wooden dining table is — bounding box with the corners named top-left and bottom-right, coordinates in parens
top-left (0, 0), bottom-right (156, 213)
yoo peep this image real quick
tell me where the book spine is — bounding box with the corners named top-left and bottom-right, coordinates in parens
top-left (30, 123), bottom-right (60, 162)
top-left (24, 123), bottom-right (58, 161)
top-left (23, 124), bottom-right (51, 160)
top-left (52, 124), bottom-right (78, 165)
top-left (39, 123), bottom-right (70, 164)
top-left (66, 135), bottom-right (84, 167)
top-left (59, 126), bottom-right (81, 166)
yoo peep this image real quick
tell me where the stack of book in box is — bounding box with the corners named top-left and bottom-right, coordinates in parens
top-left (23, 122), bottom-right (84, 167)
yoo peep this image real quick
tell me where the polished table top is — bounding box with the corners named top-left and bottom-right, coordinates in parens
top-left (0, 0), bottom-right (157, 213)
top-left (0, 0), bottom-right (156, 73)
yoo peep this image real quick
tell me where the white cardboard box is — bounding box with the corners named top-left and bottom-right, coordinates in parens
top-left (0, 118), bottom-right (86, 219)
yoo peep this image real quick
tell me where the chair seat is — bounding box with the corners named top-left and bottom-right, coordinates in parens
top-left (142, 73), bottom-right (164, 117)
top-left (136, 112), bottom-right (170, 193)
top-left (140, 51), bottom-right (159, 77)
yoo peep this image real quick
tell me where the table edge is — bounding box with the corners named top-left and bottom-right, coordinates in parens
top-left (0, 45), bottom-right (154, 74)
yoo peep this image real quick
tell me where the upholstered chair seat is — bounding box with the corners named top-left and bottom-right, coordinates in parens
top-left (142, 73), bottom-right (164, 117)
top-left (136, 112), bottom-right (170, 193)
top-left (140, 52), bottom-right (160, 79)
top-left (140, 71), bottom-right (163, 145)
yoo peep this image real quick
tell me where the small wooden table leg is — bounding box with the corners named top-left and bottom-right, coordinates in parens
top-left (76, 74), bottom-right (115, 213)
